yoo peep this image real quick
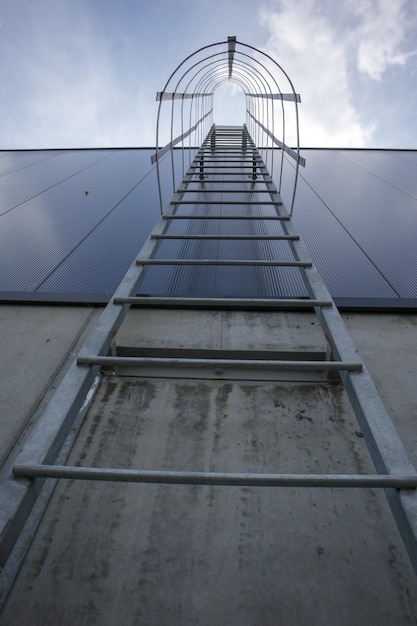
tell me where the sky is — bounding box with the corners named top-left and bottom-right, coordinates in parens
top-left (1, 0), bottom-right (417, 149)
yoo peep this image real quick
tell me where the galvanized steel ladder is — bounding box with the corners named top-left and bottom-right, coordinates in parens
top-left (10, 124), bottom-right (417, 578)
top-left (1, 36), bottom-right (415, 615)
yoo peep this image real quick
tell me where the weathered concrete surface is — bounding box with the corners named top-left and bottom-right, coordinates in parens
top-left (1, 308), bottom-right (417, 624)
top-left (345, 313), bottom-right (417, 467)
top-left (117, 308), bottom-right (327, 354)
top-left (0, 305), bottom-right (99, 472)
top-left (2, 375), bottom-right (417, 625)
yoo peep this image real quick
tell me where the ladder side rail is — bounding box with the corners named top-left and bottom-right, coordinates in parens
top-left (257, 155), bottom-right (417, 476)
top-left (268, 183), bottom-right (417, 572)
top-left (0, 198), bottom-right (182, 567)
top-left (245, 137), bottom-right (417, 572)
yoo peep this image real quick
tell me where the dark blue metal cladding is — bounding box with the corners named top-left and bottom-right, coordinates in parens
top-left (0, 147), bottom-right (416, 307)
top-left (0, 150), bottom-right (116, 214)
top-left (0, 150), bottom-right (64, 178)
top-left (137, 154), bottom-right (308, 299)
top-left (278, 149), bottom-right (417, 303)
top-left (395, 152), bottom-right (417, 165)
top-left (338, 150), bottom-right (417, 199)
top-left (0, 149), bottom-right (160, 300)
top-left (37, 168), bottom-right (160, 296)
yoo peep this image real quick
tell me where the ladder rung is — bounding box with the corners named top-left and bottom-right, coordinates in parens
top-left (136, 259), bottom-right (311, 267)
top-left (179, 189), bottom-right (273, 193)
top-left (151, 235), bottom-right (299, 240)
top-left (199, 150), bottom-right (257, 154)
top-left (185, 179), bottom-right (273, 184)
top-left (205, 137), bottom-right (242, 141)
top-left (195, 160), bottom-right (263, 164)
top-left (169, 200), bottom-right (282, 205)
top-left (190, 166), bottom-right (262, 170)
top-left (163, 215), bottom-right (289, 220)
top-left (200, 152), bottom-right (257, 155)
top-left (78, 354), bottom-right (362, 372)
top-left (199, 153), bottom-right (257, 157)
top-left (207, 145), bottom-right (252, 148)
top-left (13, 464), bottom-right (415, 488)
top-left (208, 153), bottom-right (257, 156)
top-left (190, 173), bottom-right (265, 176)
top-left (114, 296), bottom-right (333, 309)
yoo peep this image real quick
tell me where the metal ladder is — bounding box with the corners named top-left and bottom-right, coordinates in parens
top-left (7, 124), bottom-right (417, 577)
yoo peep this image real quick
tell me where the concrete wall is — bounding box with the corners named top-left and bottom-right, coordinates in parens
top-left (0, 305), bottom-right (100, 474)
top-left (2, 307), bottom-right (415, 472)
top-left (0, 306), bottom-right (416, 625)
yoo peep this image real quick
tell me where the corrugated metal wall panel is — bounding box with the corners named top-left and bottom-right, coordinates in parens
top-left (0, 151), bottom-right (116, 214)
top-left (0, 150), bottom-right (159, 294)
top-left (289, 151), bottom-right (417, 298)
top-left (37, 166), bottom-right (160, 295)
top-left (0, 147), bottom-right (415, 307)
top-left (136, 265), bottom-right (307, 299)
top-left (338, 150), bottom-right (417, 199)
top-left (0, 150), bottom-right (62, 178)
top-left (279, 151), bottom-right (411, 300)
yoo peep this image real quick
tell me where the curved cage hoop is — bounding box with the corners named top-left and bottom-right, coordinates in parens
top-left (152, 36), bottom-right (305, 214)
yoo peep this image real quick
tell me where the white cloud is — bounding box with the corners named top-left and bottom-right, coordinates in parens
top-left (349, 0), bottom-right (417, 80)
top-left (1, 0), bottom-right (416, 150)
top-left (258, 0), bottom-right (375, 147)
